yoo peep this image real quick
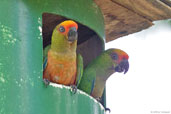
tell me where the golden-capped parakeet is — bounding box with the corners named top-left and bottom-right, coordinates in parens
top-left (78, 48), bottom-right (129, 98)
top-left (43, 20), bottom-right (83, 92)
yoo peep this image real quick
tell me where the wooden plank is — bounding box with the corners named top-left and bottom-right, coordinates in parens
top-left (113, 0), bottom-right (171, 20)
top-left (95, 0), bottom-right (153, 42)
top-left (94, 0), bottom-right (171, 42)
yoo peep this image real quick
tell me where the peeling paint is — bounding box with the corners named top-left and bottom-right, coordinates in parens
top-left (37, 17), bottom-right (42, 40)
top-left (38, 26), bottom-right (42, 34)
top-left (0, 77), bottom-right (5, 83)
top-left (20, 78), bottom-right (23, 82)
top-left (38, 17), bottom-right (41, 25)
top-left (0, 23), bottom-right (18, 45)
top-left (0, 73), bottom-right (5, 83)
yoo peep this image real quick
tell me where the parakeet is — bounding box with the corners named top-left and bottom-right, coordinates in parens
top-left (78, 48), bottom-right (129, 99)
top-left (43, 20), bottom-right (83, 90)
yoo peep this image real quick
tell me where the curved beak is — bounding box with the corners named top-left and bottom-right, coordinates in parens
top-left (115, 59), bottom-right (129, 74)
top-left (68, 27), bottom-right (78, 42)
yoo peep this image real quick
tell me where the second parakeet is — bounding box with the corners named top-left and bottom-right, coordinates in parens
top-left (78, 48), bottom-right (129, 99)
top-left (43, 20), bottom-right (83, 89)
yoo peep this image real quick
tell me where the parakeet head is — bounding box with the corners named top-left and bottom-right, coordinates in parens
top-left (51, 20), bottom-right (78, 52)
top-left (107, 48), bottom-right (129, 74)
top-left (54, 20), bottom-right (78, 42)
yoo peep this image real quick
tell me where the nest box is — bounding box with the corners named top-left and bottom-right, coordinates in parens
top-left (0, 0), bottom-right (105, 114)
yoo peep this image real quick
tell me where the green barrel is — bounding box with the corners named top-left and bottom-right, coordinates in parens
top-left (0, 0), bottom-right (105, 114)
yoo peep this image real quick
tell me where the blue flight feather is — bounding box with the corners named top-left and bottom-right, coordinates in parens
top-left (43, 58), bottom-right (47, 71)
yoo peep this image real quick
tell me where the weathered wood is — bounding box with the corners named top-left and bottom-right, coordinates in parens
top-left (113, 0), bottom-right (171, 20)
top-left (94, 0), bottom-right (171, 42)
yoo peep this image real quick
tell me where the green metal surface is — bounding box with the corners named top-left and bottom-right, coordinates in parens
top-left (0, 0), bottom-right (105, 114)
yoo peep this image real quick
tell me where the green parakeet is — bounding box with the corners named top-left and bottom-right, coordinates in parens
top-left (43, 20), bottom-right (83, 91)
top-left (78, 48), bottom-right (129, 99)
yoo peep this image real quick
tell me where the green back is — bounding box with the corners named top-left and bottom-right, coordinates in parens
top-left (78, 51), bottom-right (114, 94)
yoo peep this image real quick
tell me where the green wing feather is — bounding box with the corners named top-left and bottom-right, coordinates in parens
top-left (78, 69), bottom-right (96, 95)
top-left (43, 45), bottom-right (51, 70)
top-left (43, 45), bottom-right (51, 63)
top-left (76, 53), bottom-right (83, 87)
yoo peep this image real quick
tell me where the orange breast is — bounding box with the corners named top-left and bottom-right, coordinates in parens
top-left (43, 50), bottom-right (77, 85)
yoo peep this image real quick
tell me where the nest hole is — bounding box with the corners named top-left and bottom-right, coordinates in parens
top-left (42, 13), bottom-right (104, 67)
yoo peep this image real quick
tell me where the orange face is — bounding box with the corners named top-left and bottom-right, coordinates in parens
top-left (111, 49), bottom-right (129, 63)
top-left (57, 20), bottom-right (78, 35)
top-left (109, 48), bottom-right (129, 74)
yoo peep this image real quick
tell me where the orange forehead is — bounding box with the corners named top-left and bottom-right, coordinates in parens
top-left (60, 20), bottom-right (78, 30)
top-left (57, 20), bottom-right (78, 35)
top-left (114, 49), bottom-right (129, 60)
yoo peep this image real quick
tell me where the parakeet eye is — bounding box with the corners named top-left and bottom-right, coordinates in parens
top-left (111, 53), bottom-right (118, 60)
top-left (59, 26), bottom-right (65, 33)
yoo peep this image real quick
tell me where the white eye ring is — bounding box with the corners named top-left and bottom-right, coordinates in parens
top-left (59, 26), bottom-right (65, 32)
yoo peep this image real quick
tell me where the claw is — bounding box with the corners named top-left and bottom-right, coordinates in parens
top-left (95, 97), bottom-right (102, 102)
top-left (43, 78), bottom-right (50, 87)
top-left (70, 85), bottom-right (77, 94)
top-left (105, 108), bottom-right (111, 113)
top-left (95, 97), bottom-right (111, 113)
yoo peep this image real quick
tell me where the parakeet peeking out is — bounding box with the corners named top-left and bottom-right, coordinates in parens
top-left (78, 48), bottom-right (129, 99)
top-left (43, 20), bottom-right (83, 93)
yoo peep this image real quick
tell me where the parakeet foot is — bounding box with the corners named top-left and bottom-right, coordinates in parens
top-left (105, 108), bottom-right (111, 113)
top-left (95, 97), bottom-right (102, 102)
top-left (43, 78), bottom-right (50, 87)
top-left (70, 85), bottom-right (77, 94)
top-left (95, 97), bottom-right (111, 113)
